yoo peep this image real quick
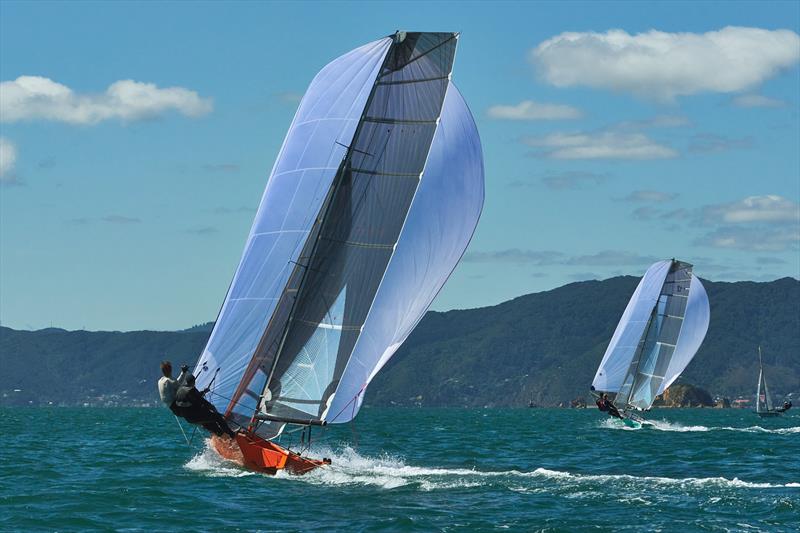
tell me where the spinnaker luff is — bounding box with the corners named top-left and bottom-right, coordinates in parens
top-left (190, 31), bottom-right (484, 473)
top-left (591, 259), bottom-right (710, 425)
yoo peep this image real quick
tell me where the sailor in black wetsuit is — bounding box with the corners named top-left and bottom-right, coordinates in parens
top-left (778, 400), bottom-right (793, 412)
top-left (174, 374), bottom-right (236, 438)
top-left (596, 393), bottom-right (623, 419)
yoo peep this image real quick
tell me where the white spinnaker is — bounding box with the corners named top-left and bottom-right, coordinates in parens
top-left (592, 260), bottom-right (671, 393)
top-left (325, 82), bottom-right (485, 423)
top-left (656, 274), bottom-right (710, 395)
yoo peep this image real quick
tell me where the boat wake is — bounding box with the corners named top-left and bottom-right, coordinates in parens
top-left (269, 446), bottom-right (799, 492)
top-left (600, 418), bottom-right (800, 434)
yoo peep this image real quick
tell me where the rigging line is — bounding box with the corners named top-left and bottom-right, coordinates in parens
top-left (174, 416), bottom-right (193, 450)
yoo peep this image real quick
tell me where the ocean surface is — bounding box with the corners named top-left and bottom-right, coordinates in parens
top-left (1, 407), bottom-right (798, 532)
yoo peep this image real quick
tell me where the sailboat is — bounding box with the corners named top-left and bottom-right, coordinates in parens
top-left (591, 259), bottom-right (710, 428)
top-left (755, 347), bottom-right (783, 417)
top-left (187, 32), bottom-right (484, 474)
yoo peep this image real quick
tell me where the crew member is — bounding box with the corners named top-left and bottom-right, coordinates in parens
top-left (596, 393), bottom-right (623, 419)
top-left (174, 374), bottom-right (236, 438)
top-left (157, 361), bottom-right (188, 415)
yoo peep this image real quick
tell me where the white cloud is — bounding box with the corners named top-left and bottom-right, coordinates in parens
top-left (702, 195), bottom-right (800, 224)
top-left (0, 137), bottom-right (16, 182)
top-left (487, 100), bottom-right (583, 120)
top-left (696, 226), bottom-right (799, 252)
top-left (531, 27), bottom-right (800, 101)
top-left (524, 130), bottom-right (677, 160)
top-left (1, 76), bottom-right (213, 124)
top-left (732, 94), bottom-right (787, 108)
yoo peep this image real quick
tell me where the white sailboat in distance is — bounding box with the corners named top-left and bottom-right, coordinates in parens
top-left (754, 346), bottom-right (792, 417)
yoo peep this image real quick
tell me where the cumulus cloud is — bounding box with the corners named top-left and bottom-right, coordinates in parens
top-left (732, 94), bottom-right (787, 108)
top-left (1, 76), bottom-right (213, 124)
top-left (531, 27), bottom-right (800, 101)
top-left (524, 130), bottom-right (677, 160)
top-left (633, 195), bottom-right (799, 252)
top-left (0, 137), bottom-right (17, 182)
top-left (487, 100), bottom-right (583, 120)
top-left (695, 226), bottom-right (799, 252)
top-left (702, 195), bottom-right (799, 224)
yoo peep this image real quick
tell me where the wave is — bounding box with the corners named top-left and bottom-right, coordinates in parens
top-left (600, 418), bottom-right (800, 434)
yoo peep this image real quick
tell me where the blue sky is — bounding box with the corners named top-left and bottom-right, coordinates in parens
top-left (1, 1), bottom-right (798, 331)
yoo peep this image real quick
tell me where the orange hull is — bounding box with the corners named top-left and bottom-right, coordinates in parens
top-left (210, 432), bottom-right (329, 475)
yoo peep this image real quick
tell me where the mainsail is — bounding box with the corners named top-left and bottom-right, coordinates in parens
top-left (193, 32), bottom-right (484, 437)
top-left (755, 347), bottom-right (774, 413)
top-left (592, 259), bottom-right (710, 411)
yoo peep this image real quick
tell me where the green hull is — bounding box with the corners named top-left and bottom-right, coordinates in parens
top-left (622, 417), bottom-right (641, 429)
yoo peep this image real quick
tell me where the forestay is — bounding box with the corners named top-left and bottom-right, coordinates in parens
top-left (592, 260), bottom-right (710, 411)
top-left (193, 32), bottom-right (484, 437)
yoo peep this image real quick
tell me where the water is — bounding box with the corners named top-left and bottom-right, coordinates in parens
top-left (1, 408), bottom-right (798, 531)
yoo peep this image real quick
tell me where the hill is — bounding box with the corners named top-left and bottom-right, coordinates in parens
top-left (1, 276), bottom-right (798, 407)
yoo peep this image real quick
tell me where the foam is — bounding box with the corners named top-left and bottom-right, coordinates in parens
top-left (184, 439), bottom-right (255, 478)
top-left (529, 468), bottom-right (797, 489)
top-left (600, 418), bottom-right (800, 434)
top-left (224, 444), bottom-right (799, 492)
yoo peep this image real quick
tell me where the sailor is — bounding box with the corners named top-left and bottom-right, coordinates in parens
top-left (157, 361), bottom-right (188, 415)
top-left (595, 395), bottom-right (609, 412)
top-left (174, 374), bottom-right (236, 438)
top-left (781, 400), bottom-right (792, 412)
top-left (596, 393), bottom-right (623, 419)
